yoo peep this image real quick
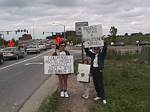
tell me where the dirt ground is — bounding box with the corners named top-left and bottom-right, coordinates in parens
top-left (58, 75), bottom-right (96, 112)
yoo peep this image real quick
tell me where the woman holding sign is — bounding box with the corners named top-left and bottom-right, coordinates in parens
top-left (52, 41), bottom-right (70, 98)
top-left (84, 41), bottom-right (107, 104)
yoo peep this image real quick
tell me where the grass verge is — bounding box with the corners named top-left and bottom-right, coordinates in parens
top-left (38, 93), bottom-right (59, 112)
top-left (89, 54), bottom-right (150, 112)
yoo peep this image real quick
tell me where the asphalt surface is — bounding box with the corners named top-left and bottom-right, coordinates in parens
top-left (0, 50), bottom-right (53, 112)
top-left (0, 48), bottom-right (81, 112)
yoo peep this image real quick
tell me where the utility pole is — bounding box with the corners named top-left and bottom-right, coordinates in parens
top-left (63, 25), bottom-right (66, 39)
top-left (2, 34), bottom-right (5, 47)
top-left (52, 23), bottom-right (66, 39)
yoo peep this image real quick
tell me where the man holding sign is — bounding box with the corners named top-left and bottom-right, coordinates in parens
top-left (82, 24), bottom-right (107, 104)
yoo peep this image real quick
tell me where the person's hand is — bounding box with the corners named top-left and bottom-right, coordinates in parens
top-left (100, 70), bottom-right (103, 72)
top-left (101, 35), bottom-right (105, 40)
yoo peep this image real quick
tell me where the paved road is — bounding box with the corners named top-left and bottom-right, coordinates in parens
top-left (0, 50), bottom-right (53, 112)
top-left (0, 49), bottom-right (81, 112)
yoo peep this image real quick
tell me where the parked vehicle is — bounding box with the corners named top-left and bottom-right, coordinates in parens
top-left (45, 43), bottom-right (51, 49)
top-left (136, 41), bottom-right (150, 46)
top-left (75, 44), bottom-right (82, 47)
top-left (0, 52), bottom-right (4, 64)
top-left (110, 42), bottom-right (125, 46)
top-left (39, 44), bottom-right (47, 51)
top-left (2, 47), bottom-right (26, 60)
top-left (26, 45), bottom-right (40, 54)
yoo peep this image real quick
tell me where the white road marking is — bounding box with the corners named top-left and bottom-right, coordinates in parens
top-left (25, 62), bottom-right (43, 66)
top-left (0, 50), bottom-right (51, 71)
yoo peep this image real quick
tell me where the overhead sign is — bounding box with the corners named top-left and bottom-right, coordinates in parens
top-left (77, 64), bottom-right (91, 82)
top-left (81, 24), bottom-right (104, 48)
top-left (44, 56), bottom-right (74, 74)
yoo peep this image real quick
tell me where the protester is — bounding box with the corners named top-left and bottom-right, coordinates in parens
top-left (84, 41), bottom-right (107, 104)
top-left (80, 57), bottom-right (91, 99)
top-left (52, 41), bottom-right (70, 98)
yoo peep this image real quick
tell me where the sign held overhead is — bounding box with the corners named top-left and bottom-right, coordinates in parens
top-left (81, 24), bottom-right (104, 48)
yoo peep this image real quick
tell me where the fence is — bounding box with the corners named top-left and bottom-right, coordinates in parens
top-left (141, 46), bottom-right (150, 62)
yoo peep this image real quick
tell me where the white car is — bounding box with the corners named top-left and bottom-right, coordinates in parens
top-left (39, 44), bottom-right (47, 51)
top-left (26, 45), bottom-right (40, 54)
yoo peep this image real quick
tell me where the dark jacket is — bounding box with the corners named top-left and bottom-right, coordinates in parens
top-left (84, 42), bottom-right (107, 70)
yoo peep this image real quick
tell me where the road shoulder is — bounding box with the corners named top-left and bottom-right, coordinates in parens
top-left (18, 75), bottom-right (58, 112)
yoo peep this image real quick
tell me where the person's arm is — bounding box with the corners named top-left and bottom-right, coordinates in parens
top-left (101, 42), bottom-right (107, 58)
top-left (99, 42), bottom-right (107, 70)
top-left (84, 48), bottom-right (94, 58)
top-left (52, 52), bottom-right (57, 56)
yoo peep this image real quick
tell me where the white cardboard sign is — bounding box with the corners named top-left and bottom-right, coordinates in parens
top-left (81, 24), bottom-right (104, 48)
top-left (77, 64), bottom-right (91, 82)
top-left (44, 56), bottom-right (74, 74)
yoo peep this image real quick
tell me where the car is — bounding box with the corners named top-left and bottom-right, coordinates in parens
top-left (51, 44), bottom-right (56, 49)
top-left (75, 44), bottom-right (82, 47)
top-left (26, 45), bottom-right (40, 54)
top-left (0, 52), bottom-right (4, 64)
top-left (45, 43), bottom-right (51, 49)
top-left (136, 41), bottom-right (150, 46)
top-left (2, 47), bottom-right (26, 60)
top-left (110, 42), bottom-right (125, 46)
top-left (39, 44), bottom-right (47, 51)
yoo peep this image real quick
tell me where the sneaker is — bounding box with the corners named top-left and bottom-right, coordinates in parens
top-left (102, 100), bottom-right (107, 104)
top-left (94, 97), bottom-right (101, 101)
top-left (82, 94), bottom-right (89, 99)
top-left (60, 91), bottom-right (64, 97)
top-left (64, 91), bottom-right (69, 98)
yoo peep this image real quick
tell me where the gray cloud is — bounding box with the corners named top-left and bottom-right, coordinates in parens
top-left (0, 0), bottom-right (29, 7)
top-left (0, 0), bottom-right (150, 40)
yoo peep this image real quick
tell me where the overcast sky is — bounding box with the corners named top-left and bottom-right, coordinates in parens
top-left (0, 0), bottom-right (150, 40)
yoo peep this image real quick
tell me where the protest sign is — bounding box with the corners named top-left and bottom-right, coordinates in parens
top-left (81, 24), bottom-right (104, 48)
top-left (77, 64), bottom-right (91, 82)
top-left (44, 55), bottom-right (74, 74)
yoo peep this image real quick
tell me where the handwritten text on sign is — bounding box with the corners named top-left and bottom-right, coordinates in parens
top-left (44, 56), bottom-right (74, 74)
top-left (81, 24), bottom-right (104, 48)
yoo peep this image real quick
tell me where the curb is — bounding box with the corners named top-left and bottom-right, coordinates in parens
top-left (18, 75), bottom-right (58, 112)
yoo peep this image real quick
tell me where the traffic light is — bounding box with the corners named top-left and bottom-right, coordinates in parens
top-left (17, 29), bottom-right (20, 32)
top-left (43, 32), bottom-right (44, 35)
top-left (7, 31), bottom-right (9, 35)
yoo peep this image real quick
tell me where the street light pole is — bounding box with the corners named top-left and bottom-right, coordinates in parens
top-left (63, 25), bottom-right (66, 39)
top-left (52, 23), bottom-right (66, 39)
top-left (2, 34), bottom-right (5, 47)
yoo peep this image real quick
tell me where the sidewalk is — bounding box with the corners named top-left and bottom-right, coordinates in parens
top-left (58, 75), bottom-right (95, 112)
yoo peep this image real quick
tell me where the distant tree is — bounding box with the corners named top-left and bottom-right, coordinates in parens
top-left (138, 32), bottom-right (143, 35)
top-left (11, 38), bottom-right (18, 46)
top-left (131, 32), bottom-right (143, 36)
top-left (124, 33), bottom-right (128, 36)
top-left (67, 36), bottom-right (81, 45)
top-left (109, 26), bottom-right (117, 42)
top-left (0, 35), bottom-right (5, 46)
top-left (0, 38), bottom-right (3, 46)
